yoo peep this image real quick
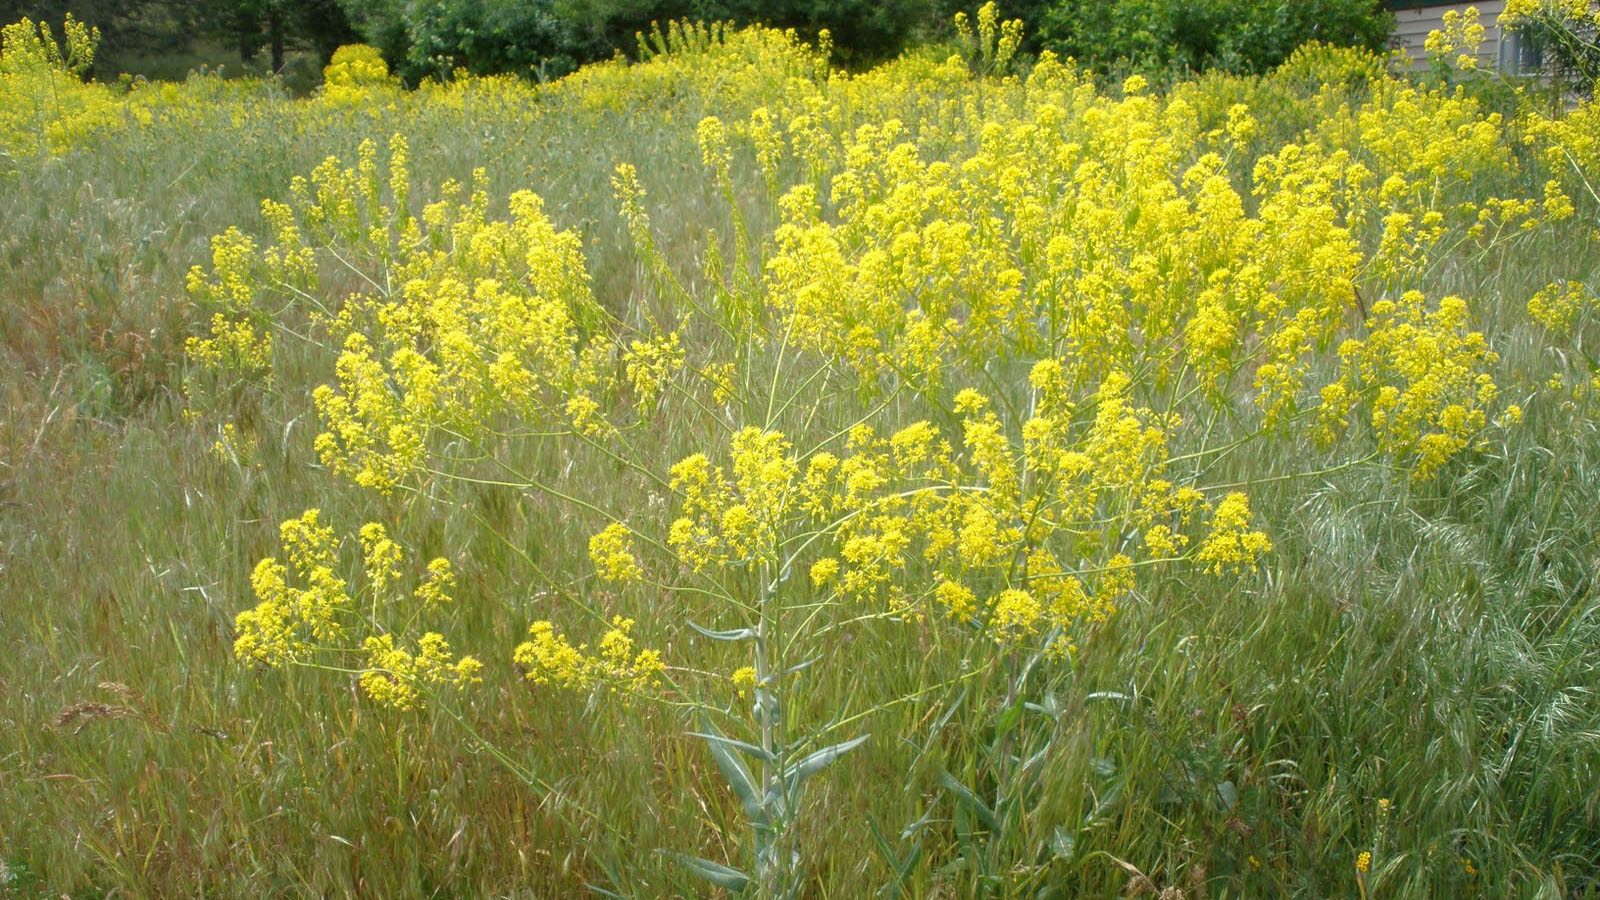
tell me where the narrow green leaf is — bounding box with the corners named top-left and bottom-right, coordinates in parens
top-left (785, 733), bottom-right (869, 787)
top-left (867, 816), bottom-right (923, 898)
top-left (696, 715), bottom-right (767, 824)
top-left (937, 770), bottom-right (1000, 832)
top-left (1051, 826), bottom-right (1076, 861)
top-left (899, 808), bottom-right (937, 841)
top-left (663, 851), bottom-right (750, 892)
top-left (1025, 692), bottom-right (1060, 718)
top-left (866, 817), bottom-right (905, 898)
top-left (782, 656), bottom-right (819, 677)
top-left (687, 620), bottom-right (756, 642)
top-left (686, 731), bottom-right (775, 763)
top-left (898, 836), bottom-right (923, 881)
top-left (1085, 691), bottom-right (1131, 703)
top-left (992, 700), bottom-right (1025, 747)
top-left (1019, 743), bottom-right (1051, 777)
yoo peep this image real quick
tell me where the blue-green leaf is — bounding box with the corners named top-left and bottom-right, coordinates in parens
top-left (1051, 826), bottom-right (1076, 861)
top-left (696, 715), bottom-right (767, 824)
top-left (663, 851), bottom-right (750, 893)
top-left (784, 733), bottom-right (869, 788)
top-left (687, 730), bottom-right (775, 763)
top-left (687, 620), bottom-right (756, 642)
top-left (938, 770), bottom-right (999, 832)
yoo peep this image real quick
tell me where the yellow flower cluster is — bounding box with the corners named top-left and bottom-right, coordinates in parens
top-left (736, 53), bottom-right (1520, 476)
top-left (668, 427), bottom-right (800, 569)
top-left (730, 665), bottom-right (757, 698)
top-left (1424, 6), bottom-right (1487, 69)
top-left (1528, 279), bottom-right (1597, 333)
top-left (360, 632), bottom-right (483, 710)
top-left (622, 330), bottom-right (685, 409)
top-left (0, 15), bottom-right (118, 164)
top-left (0, 13), bottom-right (96, 74)
top-left (181, 135), bottom-right (623, 492)
top-left (1320, 292), bottom-right (1501, 480)
top-left (1195, 493), bottom-right (1273, 575)
top-left (663, 372), bottom-right (1263, 653)
top-left (1501, 0), bottom-right (1600, 29)
top-left (234, 509), bottom-right (349, 664)
top-left (588, 523), bottom-right (644, 583)
top-left (359, 522), bottom-right (403, 595)
top-left (320, 44), bottom-right (398, 106)
top-left (953, 2), bottom-right (1024, 75)
top-left (234, 511), bottom-right (479, 709)
top-left (513, 617), bottom-right (665, 694)
top-left (1526, 98), bottom-right (1600, 203)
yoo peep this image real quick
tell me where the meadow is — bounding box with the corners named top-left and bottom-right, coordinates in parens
top-left (2, 7), bottom-right (1599, 897)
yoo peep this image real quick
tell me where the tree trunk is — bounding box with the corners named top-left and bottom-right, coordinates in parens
top-left (269, 9), bottom-right (285, 73)
top-left (237, 9), bottom-right (260, 62)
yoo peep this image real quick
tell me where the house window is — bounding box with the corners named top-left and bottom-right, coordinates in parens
top-left (1498, 30), bottom-right (1544, 75)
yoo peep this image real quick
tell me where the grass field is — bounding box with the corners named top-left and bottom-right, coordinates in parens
top-left (2, 9), bottom-right (1600, 898)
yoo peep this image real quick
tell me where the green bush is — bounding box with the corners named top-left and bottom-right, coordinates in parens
top-left (338, 0), bottom-right (580, 82)
top-left (1036, 0), bottom-right (1393, 76)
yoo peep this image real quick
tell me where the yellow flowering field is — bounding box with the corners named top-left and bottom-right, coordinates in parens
top-left (2, 7), bottom-right (1599, 897)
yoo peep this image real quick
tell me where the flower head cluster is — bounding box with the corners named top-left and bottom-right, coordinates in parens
top-left (513, 617), bottom-right (665, 695)
top-left (665, 380), bottom-right (1248, 654)
top-left (588, 523), bottom-right (644, 583)
top-left (234, 510), bottom-right (479, 710)
top-left (0, 14), bottom-right (119, 162)
top-left (234, 509), bottom-right (348, 665)
top-left (1195, 493), bottom-right (1273, 575)
top-left (1528, 280), bottom-right (1596, 333)
top-left (360, 632), bottom-right (483, 710)
top-left (320, 44), bottom-right (398, 105)
top-left (180, 137), bottom-right (614, 493)
top-left (1320, 292), bottom-right (1502, 480)
top-left (668, 428), bottom-right (798, 569)
top-left (1424, 6), bottom-right (1487, 69)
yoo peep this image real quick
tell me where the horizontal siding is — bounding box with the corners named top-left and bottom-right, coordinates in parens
top-left (1391, 1), bottom-right (1506, 69)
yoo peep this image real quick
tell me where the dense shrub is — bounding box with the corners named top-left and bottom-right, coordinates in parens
top-left (1036, 0), bottom-right (1393, 76)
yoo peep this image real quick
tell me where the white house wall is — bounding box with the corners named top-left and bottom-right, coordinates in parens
top-left (1391, 1), bottom-right (1507, 69)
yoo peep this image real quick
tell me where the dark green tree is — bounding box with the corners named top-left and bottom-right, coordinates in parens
top-left (217, 0), bottom-right (357, 71)
top-left (1036, 0), bottom-right (1393, 76)
top-left (0, 0), bottom-right (359, 76)
top-left (694, 0), bottom-right (930, 64)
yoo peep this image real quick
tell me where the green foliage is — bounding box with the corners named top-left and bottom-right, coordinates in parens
top-left (1036, 0), bottom-right (1394, 76)
top-left (344, 0), bottom-right (573, 81)
top-left (0, 0), bottom-right (357, 79)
